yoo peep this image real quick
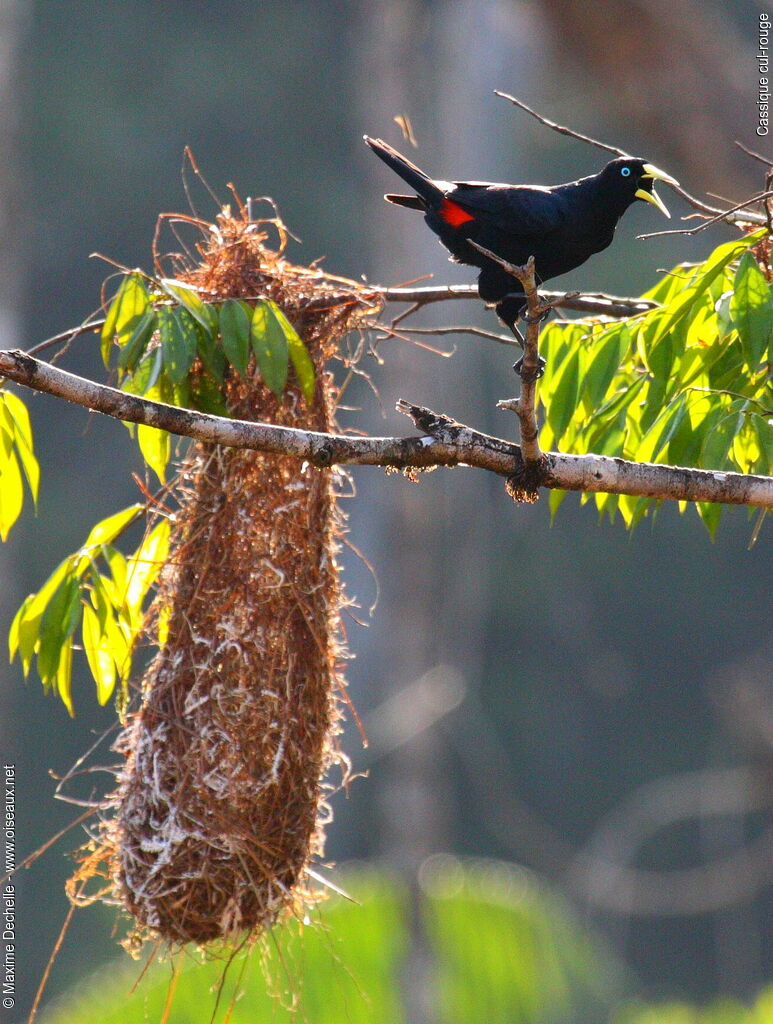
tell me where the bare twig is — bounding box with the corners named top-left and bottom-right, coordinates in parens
top-left (495, 91), bottom-right (768, 229)
top-left (376, 283), bottom-right (656, 318)
top-left (735, 140), bottom-right (773, 167)
top-left (493, 90), bottom-right (626, 157)
top-left (27, 315), bottom-right (105, 358)
top-left (384, 324), bottom-right (521, 348)
top-left (638, 189), bottom-right (773, 240)
top-left (3, 350), bottom-right (771, 509)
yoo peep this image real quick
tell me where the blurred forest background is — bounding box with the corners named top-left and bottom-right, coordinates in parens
top-left (0, 0), bottom-right (771, 1021)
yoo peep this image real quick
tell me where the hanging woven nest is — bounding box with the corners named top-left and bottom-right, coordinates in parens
top-left (82, 204), bottom-right (380, 946)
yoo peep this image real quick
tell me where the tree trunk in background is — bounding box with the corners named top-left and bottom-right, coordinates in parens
top-left (0, 0), bottom-right (29, 740)
top-left (352, 2), bottom-right (538, 1019)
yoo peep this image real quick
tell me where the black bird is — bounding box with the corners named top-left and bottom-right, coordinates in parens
top-left (365, 136), bottom-right (678, 369)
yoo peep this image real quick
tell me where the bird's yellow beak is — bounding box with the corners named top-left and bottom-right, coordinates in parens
top-left (636, 164), bottom-right (680, 219)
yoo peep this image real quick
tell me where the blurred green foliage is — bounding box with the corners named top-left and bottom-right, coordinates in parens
top-left (40, 860), bottom-right (625, 1024)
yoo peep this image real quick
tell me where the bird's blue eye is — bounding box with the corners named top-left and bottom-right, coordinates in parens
top-left (621, 167), bottom-right (632, 177)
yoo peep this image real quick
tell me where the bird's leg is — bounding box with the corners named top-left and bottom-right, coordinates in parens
top-left (494, 293), bottom-right (548, 380)
top-left (509, 312), bottom-right (548, 381)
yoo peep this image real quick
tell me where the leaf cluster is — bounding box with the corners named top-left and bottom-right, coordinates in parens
top-left (8, 506), bottom-right (169, 714)
top-left (538, 231), bottom-right (773, 535)
top-left (100, 272), bottom-right (316, 483)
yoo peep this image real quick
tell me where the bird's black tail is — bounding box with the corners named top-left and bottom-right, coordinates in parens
top-left (364, 136), bottom-right (440, 206)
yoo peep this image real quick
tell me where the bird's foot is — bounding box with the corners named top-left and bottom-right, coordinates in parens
top-left (523, 306), bottom-right (552, 326)
top-left (513, 355), bottom-right (546, 382)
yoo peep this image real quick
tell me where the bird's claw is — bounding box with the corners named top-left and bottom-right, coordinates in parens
top-left (513, 355), bottom-right (546, 382)
top-left (523, 307), bottom-right (552, 326)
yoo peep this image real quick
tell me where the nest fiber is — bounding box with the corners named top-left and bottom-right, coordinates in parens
top-left (104, 208), bottom-right (377, 945)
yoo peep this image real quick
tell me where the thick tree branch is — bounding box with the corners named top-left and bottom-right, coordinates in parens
top-left (2, 349), bottom-right (772, 509)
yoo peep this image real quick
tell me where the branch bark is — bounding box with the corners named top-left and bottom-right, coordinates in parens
top-left (2, 349), bottom-right (772, 509)
top-left (377, 283), bottom-right (656, 318)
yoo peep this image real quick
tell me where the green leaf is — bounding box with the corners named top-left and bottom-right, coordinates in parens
top-left (219, 298), bottom-right (251, 377)
top-left (730, 251), bottom-right (773, 370)
top-left (548, 488), bottom-right (567, 523)
top-left (137, 424), bottom-right (170, 485)
top-left (124, 345), bottom-right (164, 396)
top-left (644, 234), bottom-right (758, 351)
top-left (251, 300), bottom-right (289, 398)
top-left (124, 519), bottom-right (170, 625)
top-left (81, 603), bottom-right (117, 705)
top-left (2, 393), bottom-right (39, 505)
top-left (697, 500), bottom-right (722, 539)
top-left (159, 278), bottom-right (218, 334)
top-left (700, 403), bottom-right (747, 470)
top-left (195, 316), bottom-right (227, 384)
top-left (37, 572), bottom-right (81, 684)
top-left (8, 559), bottom-right (71, 673)
top-left (546, 347), bottom-right (581, 446)
top-left (56, 641), bottom-right (74, 716)
top-left (636, 393), bottom-right (688, 464)
top-left (0, 448), bottom-right (23, 541)
top-left (159, 307), bottom-right (197, 384)
top-left (8, 593), bottom-right (36, 675)
top-left (101, 273), bottom-right (150, 368)
top-left (82, 504), bottom-right (143, 552)
top-left (189, 372), bottom-right (229, 416)
top-left (117, 308), bottom-right (156, 374)
top-left (582, 325), bottom-right (629, 410)
top-left (269, 301), bottom-right (316, 404)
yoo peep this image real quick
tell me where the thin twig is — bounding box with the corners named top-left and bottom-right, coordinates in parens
top-left (387, 324), bottom-right (520, 348)
top-left (637, 189), bottom-right (773, 240)
top-left (494, 91), bottom-right (767, 228)
top-left (376, 283), bottom-right (656, 318)
top-left (2, 350), bottom-right (772, 508)
top-left (493, 90), bottom-right (627, 157)
top-left (27, 315), bottom-right (105, 358)
top-left (735, 140), bottom-right (773, 167)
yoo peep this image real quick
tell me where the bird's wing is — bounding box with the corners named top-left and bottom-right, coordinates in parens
top-left (448, 182), bottom-right (567, 236)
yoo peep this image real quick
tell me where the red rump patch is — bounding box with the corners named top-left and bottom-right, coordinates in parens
top-left (439, 197), bottom-right (475, 227)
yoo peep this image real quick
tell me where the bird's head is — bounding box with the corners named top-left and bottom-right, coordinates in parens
top-left (600, 157), bottom-right (679, 218)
